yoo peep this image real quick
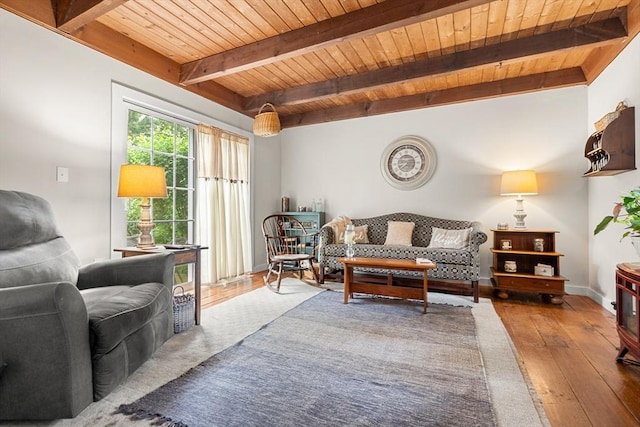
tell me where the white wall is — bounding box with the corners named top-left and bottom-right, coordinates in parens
top-left (7, 7), bottom-right (635, 301)
top-left (587, 35), bottom-right (640, 309)
top-left (0, 10), bottom-right (281, 267)
top-left (252, 135), bottom-right (282, 269)
top-left (281, 88), bottom-right (590, 290)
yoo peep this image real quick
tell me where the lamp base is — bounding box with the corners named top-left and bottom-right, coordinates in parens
top-left (136, 198), bottom-right (157, 249)
top-left (136, 242), bottom-right (157, 249)
top-left (136, 221), bottom-right (157, 249)
top-left (513, 216), bottom-right (528, 230)
top-left (513, 197), bottom-right (528, 229)
top-left (136, 243), bottom-right (157, 249)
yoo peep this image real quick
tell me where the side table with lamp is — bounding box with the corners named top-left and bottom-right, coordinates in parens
top-left (499, 169), bottom-right (538, 230)
top-left (492, 170), bottom-right (567, 303)
top-left (115, 164), bottom-right (206, 325)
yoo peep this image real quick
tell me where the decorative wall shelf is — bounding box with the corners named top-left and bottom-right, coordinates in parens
top-left (584, 106), bottom-right (635, 177)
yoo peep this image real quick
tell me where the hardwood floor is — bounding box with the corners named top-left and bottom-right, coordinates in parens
top-left (196, 274), bottom-right (640, 427)
top-left (489, 291), bottom-right (640, 427)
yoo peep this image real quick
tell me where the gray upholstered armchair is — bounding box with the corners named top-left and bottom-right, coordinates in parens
top-left (0, 190), bottom-right (175, 420)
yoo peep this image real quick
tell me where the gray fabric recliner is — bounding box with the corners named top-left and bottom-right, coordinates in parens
top-left (0, 190), bottom-right (175, 420)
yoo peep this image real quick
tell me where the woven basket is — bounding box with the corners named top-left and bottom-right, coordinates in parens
top-left (253, 103), bottom-right (281, 137)
top-left (173, 286), bottom-right (195, 334)
top-left (594, 101), bottom-right (627, 132)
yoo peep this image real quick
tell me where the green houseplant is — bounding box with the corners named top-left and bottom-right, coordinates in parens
top-left (594, 187), bottom-right (640, 246)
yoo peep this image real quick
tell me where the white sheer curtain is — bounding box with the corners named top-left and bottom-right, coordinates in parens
top-left (196, 124), bottom-right (252, 284)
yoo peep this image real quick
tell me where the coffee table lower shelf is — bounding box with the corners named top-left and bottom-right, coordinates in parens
top-left (338, 257), bottom-right (436, 313)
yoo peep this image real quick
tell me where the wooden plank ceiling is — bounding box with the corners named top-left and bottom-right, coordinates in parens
top-left (2, 0), bottom-right (639, 129)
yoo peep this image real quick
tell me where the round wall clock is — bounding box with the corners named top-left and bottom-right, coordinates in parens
top-left (380, 136), bottom-right (437, 190)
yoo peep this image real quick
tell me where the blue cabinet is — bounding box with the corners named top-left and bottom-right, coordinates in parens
top-left (276, 212), bottom-right (325, 258)
top-left (278, 211), bottom-right (325, 232)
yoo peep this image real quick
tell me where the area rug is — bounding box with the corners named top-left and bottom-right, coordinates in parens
top-left (116, 291), bottom-right (510, 426)
top-left (1, 280), bottom-right (546, 427)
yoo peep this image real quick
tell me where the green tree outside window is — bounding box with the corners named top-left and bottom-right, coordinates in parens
top-left (126, 110), bottom-right (195, 283)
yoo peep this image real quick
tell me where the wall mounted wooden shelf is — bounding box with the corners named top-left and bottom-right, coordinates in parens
top-left (584, 106), bottom-right (635, 177)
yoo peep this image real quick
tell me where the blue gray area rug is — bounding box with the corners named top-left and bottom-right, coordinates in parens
top-left (116, 290), bottom-right (497, 426)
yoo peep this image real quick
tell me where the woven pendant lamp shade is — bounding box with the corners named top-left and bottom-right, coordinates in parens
top-left (253, 103), bottom-right (281, 137)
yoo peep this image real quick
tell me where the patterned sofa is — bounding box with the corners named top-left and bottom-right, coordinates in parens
top-left (317, 212), bottom-right (487, 302)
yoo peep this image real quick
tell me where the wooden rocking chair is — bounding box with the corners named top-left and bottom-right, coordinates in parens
top-left (262, 214), bottom-right (319, 292)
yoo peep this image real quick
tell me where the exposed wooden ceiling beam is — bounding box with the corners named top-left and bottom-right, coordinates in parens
top-left (72, 21), bottom-right (246, 112)
top-left (0, 0), bottom-right (56, 27)
top-left (245, 15), bottom-right (627, 112)
top-left (582, 2), bottom-right (640, 82)
top-left (4, 0), bottom-right (636, 129)
top-left (179, 0), bottom-right (494, 85)
top-left (0, 0), bottom-right (247, 121)
top-left (55, 0), bottom-right (128, 33)
top-left (279, 68), bottom-right (587, 128)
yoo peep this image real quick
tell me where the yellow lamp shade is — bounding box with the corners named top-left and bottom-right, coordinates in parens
top-left (500, 170), bottom-right (538, 196)
top-left (117, 164), bottom-right (167, 198)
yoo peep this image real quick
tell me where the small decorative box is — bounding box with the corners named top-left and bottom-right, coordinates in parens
top-left (534, 264), bottom-right (554, 277)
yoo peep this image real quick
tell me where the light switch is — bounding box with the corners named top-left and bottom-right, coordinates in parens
top-left (56, 167), bottom-right (69, 183)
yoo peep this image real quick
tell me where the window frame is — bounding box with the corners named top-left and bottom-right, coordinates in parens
top-left (125, 109), bottom-right (195, 247)
top-left (110, 83), bottom-right (253, 256)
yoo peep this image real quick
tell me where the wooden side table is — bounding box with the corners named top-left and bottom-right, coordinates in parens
top-left (114, 246), bottom-right (206, 325)
top-left (490, 229), bottom-right (566, 304)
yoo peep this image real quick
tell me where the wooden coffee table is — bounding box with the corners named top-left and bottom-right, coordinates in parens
top-left (338, 257), bottom-right (436, 313)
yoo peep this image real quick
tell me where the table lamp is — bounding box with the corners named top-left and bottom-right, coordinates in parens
top-left (500, 170), bottom-right (538, 229)
top-left (118, 164), bottom-right (167, 248)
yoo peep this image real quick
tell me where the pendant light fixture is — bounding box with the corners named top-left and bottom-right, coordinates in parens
top-left (253, 103), bottom-right (281, 137)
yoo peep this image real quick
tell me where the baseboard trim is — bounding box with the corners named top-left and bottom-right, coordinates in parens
top-left (562, 285), bottom-right (614, 314)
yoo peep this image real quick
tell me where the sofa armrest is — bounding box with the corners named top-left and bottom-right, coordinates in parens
top-left (469, 221), bottom-right (488, 250)
top-left (77, 252), bottom-right (175, 291)
top-left (0, 282), bottom-right (93, 419)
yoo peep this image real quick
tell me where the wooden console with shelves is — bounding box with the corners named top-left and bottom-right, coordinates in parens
top-left (584, 106), bottom-right (635, 177)
top-left (615, 263), bottom-right (640, 365)
top-left (490, 229), bottom-right (566, 304)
